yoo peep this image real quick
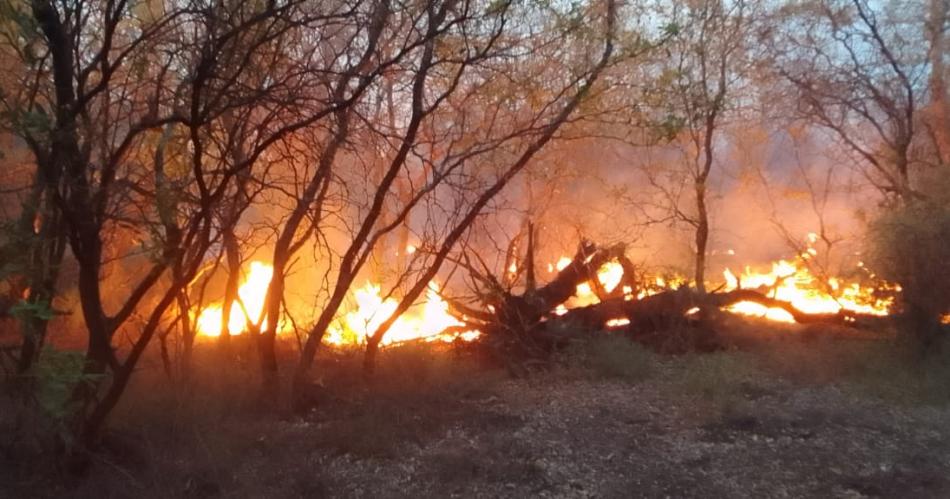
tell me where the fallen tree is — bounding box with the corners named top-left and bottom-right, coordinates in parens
top-left (445, 240), bottom-right (893, 366)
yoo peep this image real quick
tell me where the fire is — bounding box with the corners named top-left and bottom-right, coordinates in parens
top-left (195, 261), bottom-right (275, 337)
top-left (723, 256), bottom-right (894, 323)
top-left (597, 261), bottom-right (624, 293)
top-left (325, 282), bottom-right (479, 346)
top-left (193, 261), bottom-right (477, 345)
top-left (558, 258), bottom-right (628, 307)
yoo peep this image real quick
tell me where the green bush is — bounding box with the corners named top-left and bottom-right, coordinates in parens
top-left (870, 176), bottom-right (950, 349)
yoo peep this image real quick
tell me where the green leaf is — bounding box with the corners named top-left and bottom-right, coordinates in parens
top-left (32, 346), bottom-right (101, 420)
top-left (9, 299), bottom-right (56, 321)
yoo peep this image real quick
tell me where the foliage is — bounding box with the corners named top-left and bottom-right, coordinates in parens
top-left (869, 174), bottom-right (950, 346)
top-left (9, 299), bottom-right (55, 323)
top-left (30, 346), bottom-right (98, 422)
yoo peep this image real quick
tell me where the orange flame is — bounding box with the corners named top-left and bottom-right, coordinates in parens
top-left (723, 255), bottom-right (894, 323)
top-left (325, 282), bottom-right (480, 346)
top-left (195, 261), bottom-right (276, 337)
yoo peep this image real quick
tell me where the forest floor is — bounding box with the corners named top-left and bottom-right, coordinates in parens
top-left (5, 329), bottom-right (950, 498)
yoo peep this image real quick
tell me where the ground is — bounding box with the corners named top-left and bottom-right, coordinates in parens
top-left (4, 333), bottom-right (950, 498)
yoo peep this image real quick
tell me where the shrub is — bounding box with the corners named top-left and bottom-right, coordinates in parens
top-left (869, 174), bottom-right (950, 350)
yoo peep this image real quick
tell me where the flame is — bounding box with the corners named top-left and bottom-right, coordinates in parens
top-left (196, 261), bottom-right (275, 337)
top-left (562, 259), bottom-right (628, 307)
top-left (325, 282), bottom-right (479, 346)
top-left (597, 261), bottom-right (624, 293)
top-left (723, 256), bottom-right (894, 323)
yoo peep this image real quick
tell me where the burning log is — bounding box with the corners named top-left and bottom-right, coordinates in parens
top-left (444, 241), bottom-right (634, 367)
top-left (452, 239), bottom-right (895, 364)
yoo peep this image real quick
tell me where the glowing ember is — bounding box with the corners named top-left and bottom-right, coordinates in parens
top-left (196, 261), bottom-right (275, 337)
top-left (605, 317), bottom-right (630, 327)
top-left (325, 282), bottom-right (480, 346)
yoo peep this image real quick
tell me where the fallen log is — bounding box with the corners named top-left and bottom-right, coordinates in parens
top-left (448, 239), bottom-right (894, 362)
top-left (559, 288), bottom-right (893, 332)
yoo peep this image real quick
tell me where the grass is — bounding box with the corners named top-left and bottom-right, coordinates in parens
top-left (746, 333), bottom-right (950, 406)
top-left (571, 333), bottom-right (657, 382)
top-left (672, 350), bottom-right (763, 414)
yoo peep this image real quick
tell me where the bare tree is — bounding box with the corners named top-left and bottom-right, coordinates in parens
top-left (642, 0), bottom-right (753, 292)
top-left (770, 0), bottom-right (931, 202)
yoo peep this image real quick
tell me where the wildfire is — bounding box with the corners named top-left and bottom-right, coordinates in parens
top-left (324, 282), bottom-right (480, 346)
top-left (558, 258), bottom-right (628, 308)
top-left (191, 239), bottom-right (903, 345)
top-left (195, 261), bottom-right (275, 337)
top-left (194, 260), bottom-right (478, 345)
top-left (722, 258), bottom-right (894, 323)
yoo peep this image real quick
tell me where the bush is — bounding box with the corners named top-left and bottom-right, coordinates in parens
top-left (870, 176), bottom-right (950, 350)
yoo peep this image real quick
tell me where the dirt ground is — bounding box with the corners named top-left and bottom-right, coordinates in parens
top-left (5, 335), bottom-right (950, 498)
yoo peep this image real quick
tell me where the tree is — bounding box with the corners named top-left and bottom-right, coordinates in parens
top-left (642, 0), bottom-right (754, 292)
top-left (770, 0), bottom-right (931, 202)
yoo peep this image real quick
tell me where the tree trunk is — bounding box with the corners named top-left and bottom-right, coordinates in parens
top-left (694, 182), bottom-right (709, 294)
top-left (220, 231), bottom-right (242, 351)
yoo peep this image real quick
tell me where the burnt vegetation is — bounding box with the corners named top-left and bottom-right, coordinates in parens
top-left (1, 0), bottom-right (949, 496)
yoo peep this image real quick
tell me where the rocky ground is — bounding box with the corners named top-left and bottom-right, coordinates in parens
top-left (8, 336), bottom-right (950, 498)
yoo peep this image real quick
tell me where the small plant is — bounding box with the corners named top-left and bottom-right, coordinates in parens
top-left (578, 334), bottom-right (656, 382)
top-left (31, 346), bottom-right (93, 421)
